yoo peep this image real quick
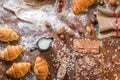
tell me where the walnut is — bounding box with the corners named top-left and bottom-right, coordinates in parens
top-left (56, 26), bottom-right (65, 34)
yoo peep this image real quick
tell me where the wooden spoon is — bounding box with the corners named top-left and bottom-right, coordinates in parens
top-left (3, 4), bottom-right (47, 23)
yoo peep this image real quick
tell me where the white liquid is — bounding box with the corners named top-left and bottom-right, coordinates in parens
top-left (38, 39), bottom-right (52, 50)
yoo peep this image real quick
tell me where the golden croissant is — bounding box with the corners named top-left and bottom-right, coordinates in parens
top-left (0, 25), bottom-right (19, 42)
top-left (34, 57), bottom-right (49, 80)
top-left (6, 62), bottom-right (31, 78)
top-left (72, 0), bottom-right (96, 14)
top-left (0, 45), bottom-right (23, 61)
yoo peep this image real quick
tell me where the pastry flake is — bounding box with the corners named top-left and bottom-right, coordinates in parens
top-left (6, 62), bottom-right (31, 78)
top-left (0, 45), bottom-right (23, 61)
top-left (34, 57), bottom-right (49, 80)
top-left (0, 25), bottom-right (19, 42)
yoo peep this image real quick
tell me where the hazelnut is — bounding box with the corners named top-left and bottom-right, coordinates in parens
top-left (77, 27), bottom-right (84, 34)
top-left (90, 17), bottom-right (97, 24)
top-left (57, 7), bottom-right (62, 13)
top-left (109, 0), bottom-right (116, 5)
top-left (86, 26), bottom-right (92, 33)
top-left (90, 17), bottom-right (95, 24)
top-left (67, 29), bottom-right (74, 37)
top-left (59, 1), bottom-right (64, 8)
top-left (68, 22), bottom-right (75, 29)
top-left (60, 34), bottom-right (65, 39)
top-left (56, 26), bottom-right (65, 34)
top-left (45, 21), bottom-right (51, 28)
top-left (99, 1), bottom-right (105, 5)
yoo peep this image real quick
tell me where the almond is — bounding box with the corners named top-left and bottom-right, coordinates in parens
top-left (86, 26), bottom-right (92, 33)
top-left (67, 29), bottom-right (74, 37)
top-left (56, 26), bottom-right (65, 34)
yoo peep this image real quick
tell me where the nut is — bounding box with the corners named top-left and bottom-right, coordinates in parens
top-left (90, 17), bottom-right (97, 24)
top-left (99, 1), bottom-right (105, 5)
top-left (90, 17), bottom-right (95, 24)
top-left (93, 11), bottom-right (97, 16)
top-left (67, 29), bottom-right (74, 37)
top-left (68, 22), bottom-right (75, 29)
top-left (45, 21), bottom-right (51, 28)
top-left (59, 1), bottom-right (64, 8)
top-left (109, 0), bottom-right (116, 5)
top-left (77, 27), bottom-right (84, 34)
top-left (56, 26), bottom-right (65, 34)
top-left (60, 34), bottom-right (65, 39)
top-left (57, 7), bottom-right (62, 13)
top-left (86, 26), bottom-right (92, 33)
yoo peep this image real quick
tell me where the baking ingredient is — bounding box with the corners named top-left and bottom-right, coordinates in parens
top-left (56, 26), bottom-right (65, 34)
top-left (37, 37), bottom-right (53, 51)
top-left (57, 0), bottom-right (64, 13)
top-left (45, 21), bottom-right (51, 28)
top-left (68, 22), bottom-right (75, 29)
top-left (67, 29), bottom-right (74, 37)
top-left (60, 34), bottom-right (65, 40)
top-left (86, 26), bottom-right (92, 33)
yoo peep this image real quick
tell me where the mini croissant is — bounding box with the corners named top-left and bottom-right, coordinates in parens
top-left (0, 25), bottom-right (19, 42)
top-left (6, 62), bottom-right (31, 78)
top-left (72, 0), bottom-right (96, 14)
top-left (0, 45), bottom-right (23, 61)
top-left (34, 57), bottom-right (49, 80)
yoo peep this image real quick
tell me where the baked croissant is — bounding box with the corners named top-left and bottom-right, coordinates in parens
top-left (72, 0), bottom-right (96, 14)
top-left (34, 57), bottom-right (49, 80)
top-left (0, 25), bottom-right (19, 42)
top-left (0, 45), bottom-right (23, 61)
top-left (6, 62), bottom-right (31, 78)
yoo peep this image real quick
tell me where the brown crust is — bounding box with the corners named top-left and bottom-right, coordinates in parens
top-left (73, 39), bottom-right (99, 53)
